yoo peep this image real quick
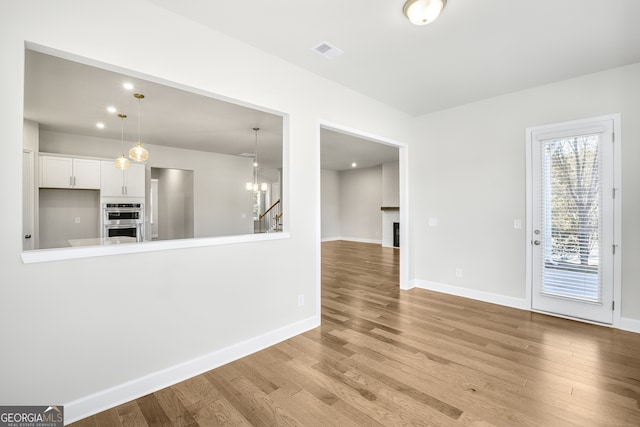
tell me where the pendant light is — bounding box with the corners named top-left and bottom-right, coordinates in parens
top-left (403, 0), bottom-right (446, 26)
top-left (129, 93), bottom-right (149, 162)
top-left (245, 127), bottom-right (268, 193)
top-left (114, 113), bottom-right (131, 170)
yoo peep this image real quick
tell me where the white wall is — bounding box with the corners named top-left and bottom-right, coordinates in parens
top-left (339, 166), bottom-right (383, 243)
top-left (0, 0), bottom-right (415, 419)
top-left (322, 164), bottom-right (399, 244)
top-left (23, 120), bottom-right (39, 152)
top-left (411, 62), bottom-right (640, 322)
top-left (39, 188), bottom-right (101, 248)
top-left (320, 169), bottom-right (341, 240)
top-left (382, 161), bottom-right (399, 206)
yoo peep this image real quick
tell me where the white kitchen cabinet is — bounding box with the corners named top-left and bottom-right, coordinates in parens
top-left (40, 155), bottom-right (101, 189)
top-left (100, 161), bottom-right (145, 197)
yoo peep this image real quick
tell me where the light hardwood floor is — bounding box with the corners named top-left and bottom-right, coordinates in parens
top-left (72, 240), bottom-right (640, 426)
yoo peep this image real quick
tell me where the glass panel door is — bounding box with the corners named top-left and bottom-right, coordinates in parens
top-left (531, 119), bottom-right (614, 324)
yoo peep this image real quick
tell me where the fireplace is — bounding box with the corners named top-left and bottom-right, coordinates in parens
top-left (393, 222), bottom-right (400, 248)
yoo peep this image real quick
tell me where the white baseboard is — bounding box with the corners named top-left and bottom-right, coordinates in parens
top-left (412, 279), bottom-right (640, 334)
top-left (64, 315), bottom-right (320, 425)
top-left (320, 237), bottom-right (383, 245)
top-left (411, 279), bottom-right (528, 310)
top-left (620, 317), bottom-right (640, 334)
top-left (339, 237), bottom-right (383, 245)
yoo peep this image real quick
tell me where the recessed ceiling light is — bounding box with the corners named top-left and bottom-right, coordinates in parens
top-left (96, 122), bottom-right (105, 129)
top-left (106, 106), bottom-right (117, 113)
top-left (123, 82), bottom-right (134, 90)
top-left (351, 162), bottom-right (357, 168)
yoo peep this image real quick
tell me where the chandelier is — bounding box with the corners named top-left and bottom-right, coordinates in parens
top-left (129, 93), bottom-right (149, 162)
top-left (114, 113), bottom-right (131, 170)
top-left (246, 127), bottom-right (268, 193)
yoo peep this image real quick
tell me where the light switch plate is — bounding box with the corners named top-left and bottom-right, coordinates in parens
top-left (514, 219), bottom-right (522, 229)
top-left (428, 218), bottom-right (438, 226)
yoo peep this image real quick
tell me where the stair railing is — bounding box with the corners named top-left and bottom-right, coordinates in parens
top-left (259, 199), bottom-right (282, 233)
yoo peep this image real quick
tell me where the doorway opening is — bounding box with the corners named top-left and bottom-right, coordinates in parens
top-left (150, 167), bottom-right (194, 241)
top-left (318, 122), bottom-right (409, 297)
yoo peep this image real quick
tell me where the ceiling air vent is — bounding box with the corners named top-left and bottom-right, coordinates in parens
top-left (312, 41), bottom-right (344, 60)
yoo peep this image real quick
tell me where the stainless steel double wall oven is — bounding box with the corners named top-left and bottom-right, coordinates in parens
top-left (102, 203), bottom-right (144, 241)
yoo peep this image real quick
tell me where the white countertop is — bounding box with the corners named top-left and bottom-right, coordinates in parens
top-left (68, 237), bottom-right (137, 247)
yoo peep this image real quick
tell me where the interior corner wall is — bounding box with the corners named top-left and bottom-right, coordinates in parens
top-left (0, 0), bottom-right (415, 415)
top-left (339, 165), bottom-right (383, 243)
top-left (321, 169), bottom-right (341, 240)
top-left (411, 62), bottom-right (640, 321)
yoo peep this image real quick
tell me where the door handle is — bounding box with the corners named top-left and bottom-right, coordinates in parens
top-left (24, 234), bottom-right (32, 239)
top-left (533, 240), bottom-right (541, 245)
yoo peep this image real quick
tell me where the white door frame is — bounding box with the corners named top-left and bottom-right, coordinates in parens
top-left (316, 120), bottom-right (410, 298)
top-left (525, 113), bottom-right (622, 327)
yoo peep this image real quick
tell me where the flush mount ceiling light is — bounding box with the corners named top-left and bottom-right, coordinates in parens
top-left (403, 0), bottom-right (446, 26)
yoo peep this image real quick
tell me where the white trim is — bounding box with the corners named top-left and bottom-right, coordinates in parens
top-left (321, 236), bottom-right (401, 249)
top-left (412, 279), bottom-right (639, 335)
top-left (529, 308), bottom-right (616, 327)
top-left (64, 315), bottom-right (319, 425)
top-left (317, 119), bottom-right (410, 290)
top-left (525, 127), bottom-right (534, 311)
top-left (620, 317), bottom-right (640, 334)
top-left (21, 232), bottom-right (291, 264)
top-left (315, 123), bottom-right (323, 334)
top-left (411, 279), bottom-right (528, 310)
top-left (398, 140), bottom-right (410, 290)
top-left (612, 115), bottom-right (622, 328)
top-left (525, 113), bottom-right (622, 328)
top-left (339, 237), bottom-right (382, 245)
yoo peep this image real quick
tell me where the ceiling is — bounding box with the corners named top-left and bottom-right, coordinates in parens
top-left (148, 0), bottom-right (640, 116)
top-left (24, 1), bottom-right (640, 172)
top-left (24, 50), bottom-right (285, 170)
top-left (24, 50), bottom-right (395, 171)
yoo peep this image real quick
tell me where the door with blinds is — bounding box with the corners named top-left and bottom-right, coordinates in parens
top-left (529, 117), bottom-right (616, 324)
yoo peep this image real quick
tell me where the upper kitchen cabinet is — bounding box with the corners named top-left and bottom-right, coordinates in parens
top-left (40, 155), bottom-right (101, 189)
top-left (101, 161), bottom-right (145, 198)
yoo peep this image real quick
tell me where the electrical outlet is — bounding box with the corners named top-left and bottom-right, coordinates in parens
top-left (428, 217), bottom-right (438, 226)
top-left (75, 217), bottom-right (81, 224)
top-left (514, 219), bottom-right (522, 229)
top-left (455, 268), bottom-right (463, 278)
top-left (298, 294), bottom-right (305, 306)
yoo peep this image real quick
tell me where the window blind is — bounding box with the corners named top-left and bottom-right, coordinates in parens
top-left (539, 135), bottom-right (602, 303)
